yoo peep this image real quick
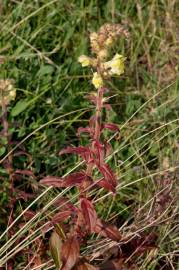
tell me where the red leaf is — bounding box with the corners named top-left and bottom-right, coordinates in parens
top-left (86, 93), bottom-right (97, 105)
top-left (59, 146), bottom-right (90, 156)
top-left (102, 224), bottom-right (121, 242)
top-left (15, 169), bottom-right (35, 176)
top-left (80, 198), bottom-right (98, 233)
top-left (102, 123), bottom-right (119, 132)
top-left (61, 236), bottom-right (80, 270)
top-left (64, 172), bottom-right (88, 187)
top-left (79, 175), bottom-right (93, 192)
top-left (54, 197), bottom-right (77, 212)
top-left (74, 209), bottom-right (86, 237)
top-left (104, 141), bottom-right (112, 157)
top-left (40, 176), bottom-right (63, 187)
top-left (103, 104), bottom-right (112, 110)
top-left (15, 189), bottom-right (35, 201)
top-left (77, 127), bottom-right (92, 137)
top-left (23, 210), bottom-right (36, 220)
top-left (89, 116), bottom-right (96, 130)
top-left (93, 140), bottom-right (104, 164)
top-left (52, 210), bottom-right (72, 225)
top-left (40, 172), bottom-right (88, 188)
top-left (96, 178), bottom-right (115, 193)
top-left (96, 163), bottom-right (117, 191)
top-left (59, 146), bottom-right (93, 163)
top-left (94, 219), bottom-right (121, 242)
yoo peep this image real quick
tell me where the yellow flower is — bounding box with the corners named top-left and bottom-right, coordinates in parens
top-left (78, 55), bottom-right (91, 67)
top-left (105, 37), bottom-right (113, 46)
top-left (9, 89), bottom-right (16, 100)
top-left (92, 72), bottom-right (103, 89)
top-left (104, 54), bottom-right (125, 76)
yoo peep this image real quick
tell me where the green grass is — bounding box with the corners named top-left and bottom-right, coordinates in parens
top-left (0, 0), bottom-right (179, 269)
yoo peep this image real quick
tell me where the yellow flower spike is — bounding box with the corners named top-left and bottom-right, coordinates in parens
top-left (92, 72), bottom-right (103, 89)
top-left (78, 55), bottom-right (91, 67)
top-left (104, 54), bottom-right (125, 76)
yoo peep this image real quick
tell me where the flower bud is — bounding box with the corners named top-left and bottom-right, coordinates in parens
top-left (98, 49), bottom-right (108, 60)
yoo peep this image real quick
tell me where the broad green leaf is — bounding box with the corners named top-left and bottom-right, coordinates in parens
top-left (11, 99), bottom-right (29, 117)
top-left (37, 65), bottom-right (54, 76)
top-left (0, 146), bottom-right (6, 156)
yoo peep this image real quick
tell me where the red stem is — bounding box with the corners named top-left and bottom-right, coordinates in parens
top-left (85, 87), bottom-right (104, 178)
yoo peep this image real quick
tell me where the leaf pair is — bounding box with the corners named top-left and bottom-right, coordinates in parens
top-left (94, 219), bottom-right (121, 242)
top-left (95, 163), bottom-right (117, 193)
top-left (80, 198), bottom-right (121, 242)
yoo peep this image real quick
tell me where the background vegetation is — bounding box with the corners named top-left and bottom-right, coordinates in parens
top-left (0, 0), bottom-right (179, 269)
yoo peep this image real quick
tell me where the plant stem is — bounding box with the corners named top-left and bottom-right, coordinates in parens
top-left (86, 87), bottom-right (104, 178)
top-left (1, 91), bottom-right (14, 222)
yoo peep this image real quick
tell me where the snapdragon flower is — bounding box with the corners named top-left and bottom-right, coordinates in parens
top-left (92, 72), bottom-right (103, 89)
top-left (104, 54), bottom-right (125, 76)
top-left (78, 55), bottom-right (91, 67)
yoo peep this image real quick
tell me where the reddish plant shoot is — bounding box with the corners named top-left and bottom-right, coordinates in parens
top-left (40, 23), bottom-right (128, 269)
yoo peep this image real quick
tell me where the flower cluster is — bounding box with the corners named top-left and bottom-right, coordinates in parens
top-left (78, 23), bottom-right (128, 88)
top-left (0, 79), bottom-right (16, 106)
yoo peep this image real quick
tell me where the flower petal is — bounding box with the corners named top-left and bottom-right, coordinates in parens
top-left (92, 72), bottom-right (103, 89)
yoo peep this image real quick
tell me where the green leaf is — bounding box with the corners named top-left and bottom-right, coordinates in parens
top-left (11, 99), bottom-right (29, 117)
top-left (0, 146), bottom-right (6, 156)
top-left (50, 231), bottom-right (62, 270)
top-left (0, 167), bottom-right (7, 175)
top-left (37, 65), bottom-right (54, 76)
